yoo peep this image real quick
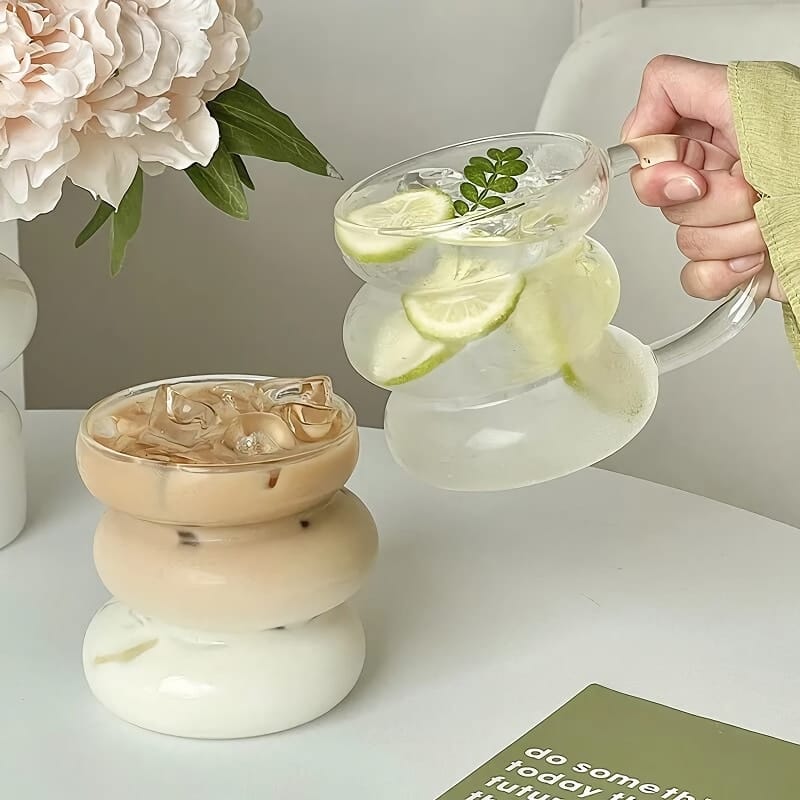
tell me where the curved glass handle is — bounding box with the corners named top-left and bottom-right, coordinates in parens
top-left (606, 134), bottom-right (773, 374)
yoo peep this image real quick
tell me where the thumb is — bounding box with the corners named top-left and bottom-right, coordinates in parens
top-left (629, 161), bottom-right (708, 207)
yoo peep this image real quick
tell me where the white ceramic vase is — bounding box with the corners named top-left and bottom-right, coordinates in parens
top-left (0, 253), bottom-right (37, 549)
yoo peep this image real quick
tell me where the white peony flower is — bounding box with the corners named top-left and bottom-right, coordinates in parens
top-left (173, 0), bottom-right (262, 101)
top-left (0, 0), bottom-right (262, 221)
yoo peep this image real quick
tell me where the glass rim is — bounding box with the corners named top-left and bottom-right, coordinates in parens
top-left (333, 130), bottom-right (600, 236)
top-left (78, 373), bottom-right (358, 470)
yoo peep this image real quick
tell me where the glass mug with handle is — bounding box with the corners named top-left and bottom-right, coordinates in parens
top-left (333, 132), bottom-right (771, 491)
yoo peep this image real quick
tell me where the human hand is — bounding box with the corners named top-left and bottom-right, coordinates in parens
top-left (622, 54), bottom-right (784, 302)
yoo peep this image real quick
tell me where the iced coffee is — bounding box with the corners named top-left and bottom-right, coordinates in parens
top-left (77, 374), bottom-right (362, 525)
top-left (76, 374), bottom-right (377, 739)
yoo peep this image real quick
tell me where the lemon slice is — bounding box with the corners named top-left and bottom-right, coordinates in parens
top-left (335, 188), bottom-right (455, 264)
top-left (370, 310), bottom-right (460, 386)
top-left (560, 328), bottom-right (658, 420)
top-left (509, 239), bottom-right (620, 371)
top-left (402, 255), bottom-right (525, 343)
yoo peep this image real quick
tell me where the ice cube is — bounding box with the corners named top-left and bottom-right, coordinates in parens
top-left (258, 376), bottom-right (333, 408)
top-left (208, 381), bottom-right (265, 413)
top-left (145, 385), bottom-right (221, 448)
top-left (513, 155), bottom-right (549, 198)
top-left (96, 376), bottom-right (345, 465)
top-left (575, 183), bottom-right (603, 212)
top-left (92, 415), bottom-right (119, 444)
top-left (266, 377), bottom-right (342, 442)
top-left (278, 402), bottom-right (340, 442)
top-left (461, 211), bottom-right (519, 238)
top-left (397, 167), bottom-right (464, 199)
top-left (223, 412), bottom-right (296, 456)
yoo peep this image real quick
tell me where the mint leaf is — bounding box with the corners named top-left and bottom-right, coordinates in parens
top-left (460, 183), bottom-right (479, 203)
top-left (453, 200), bottom-right (469, 216)
top-left (468, 156), bottom-right (494, 172)
top-left (110, 169), bottom-right (144, 277)
top-left (75, 201), bottom-right (114, 248)
top-left (209, 81), bottom-right (340, 179)
top-left (498, 159), bottom-right (528, 177)
top-left (460, 147), bottom-right (530, 213)
top-left (489, 176), bottom-right (518, 193)
top-left (232, 153), bottom-right (255, 190)
top-left (186, 142), bottom-right (249, 221)
top-left (464, 165), bottom-right (488, 187)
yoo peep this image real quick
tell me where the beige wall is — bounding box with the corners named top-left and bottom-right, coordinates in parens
top-left (20, 0), bottom-right (573, 422)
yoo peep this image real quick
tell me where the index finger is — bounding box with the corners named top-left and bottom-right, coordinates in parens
top-left (622, 55), bottom-right (730, 140)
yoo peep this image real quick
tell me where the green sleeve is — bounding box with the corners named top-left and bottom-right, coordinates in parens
top-left (728, 61), bottom-right (800, 367)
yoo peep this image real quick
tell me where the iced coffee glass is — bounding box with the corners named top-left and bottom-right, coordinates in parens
top-left (76, 374), bottom-right (378, 739)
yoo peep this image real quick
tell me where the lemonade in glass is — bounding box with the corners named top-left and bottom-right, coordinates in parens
top-left (334, 132), bottom-right (768, 491)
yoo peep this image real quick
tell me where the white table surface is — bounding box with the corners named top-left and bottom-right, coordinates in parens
top-left (3, 410), bottom-right (800, 799)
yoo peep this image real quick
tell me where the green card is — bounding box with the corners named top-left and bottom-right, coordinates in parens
top-left (435, 684), bottom-right (797, 799)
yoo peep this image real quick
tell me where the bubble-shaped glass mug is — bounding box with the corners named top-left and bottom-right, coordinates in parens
top-left (334, 132), bottom-right (770, 491)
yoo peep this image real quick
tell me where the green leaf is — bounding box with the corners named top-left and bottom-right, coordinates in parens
top-left (489, 176), bottom-right (518, 193)
top-left (453, 200), bottom-right (469, 216)
top-left (110, 169), bottom-right (144, 277)
top-left (232, 153), bottom-right (255, 190)
top-left (460, 183), bottom-right (479, 203)
top-left (75, 201), bottom-right (114, 248)
top-left (186, 143), bottom-right (249, 221)
top-left (209, 81), bottom-right (340, 178)
top-left (501, 147), bottom-right (523, 161)
top-left (487, 148), bottom-right (504, 162)
top-left (480, 196), bottom-right (505, 209)
top-left (498, 159), bottom-right (529, 176)
top-left (463, 165), bottom-right (487, 187)
top-left (468, 156), bottom-right (494, 172)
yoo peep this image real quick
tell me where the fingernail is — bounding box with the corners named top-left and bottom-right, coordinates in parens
top-left (664, 177), bottom-right (702, 202)
top-left (729, 253), bottom-right (764, 273)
